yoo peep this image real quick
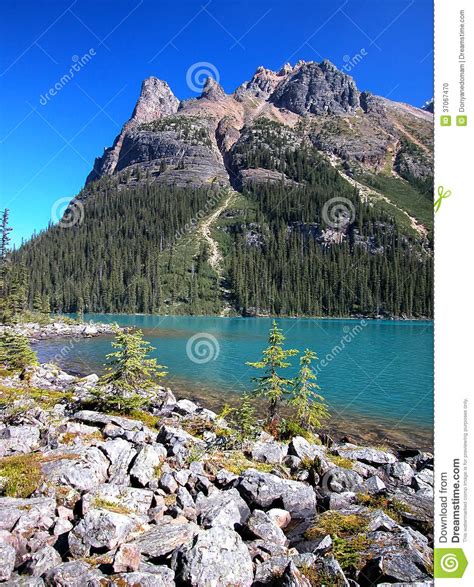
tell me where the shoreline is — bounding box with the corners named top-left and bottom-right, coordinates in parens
top-left (5, 320), bottom-right (433, 450)
top-left (0, 361), bottom-right (435, 586)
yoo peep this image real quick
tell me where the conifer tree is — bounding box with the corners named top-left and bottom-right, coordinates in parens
top-left (235, 391), bottom-right (257, 439)
top-left (289, 349), bottom-right (329, 429)
top-left (0, 330), bottom-right (38, 371)
top-left (98, 326), bottom-right (167, 412)
top-left (246, 320), bottom-right (298, 422)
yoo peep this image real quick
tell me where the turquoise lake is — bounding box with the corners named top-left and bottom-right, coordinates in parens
top-left (35, 315), bottom-right (434, 448)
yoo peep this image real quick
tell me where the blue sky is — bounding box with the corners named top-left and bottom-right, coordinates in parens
top-left (0, 0), bottom-right (433, 246)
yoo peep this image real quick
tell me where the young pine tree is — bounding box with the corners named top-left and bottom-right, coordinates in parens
top-left (98, 326), bottom-right (167, 412)
top-left (289, 349), bottom-right (329, 430)
top-left (246, 320), bottom-right (298, 423)
top-left (0, 209), bottom-right (13, 324)
top-left (235, 391), bottom-right (257, 439)
top-left (0, 330), bottom-right (38, 372)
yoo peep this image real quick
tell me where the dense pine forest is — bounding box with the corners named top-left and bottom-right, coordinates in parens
top-left (10, 134), bottom-right (433, 318)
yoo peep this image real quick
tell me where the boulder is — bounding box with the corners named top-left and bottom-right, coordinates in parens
top-left (130, 444), bottom-right (167, 487)
top-left (0, 543), bottom-right (16, 581)
top-left (237, 469), bottom-right (317, 518)
top-left (0, 498), bottom-right (56, 535)
top-left (23, 545), bottom-right (61, 577)
top-left (82, 484), bottom-right (154, 516)
top-left (132, 517), bottom-right (198, 559)
top-left (101, 438), bottom-right (137, 485)
top-left (113, 543), bottom-right (141, 573)
top-left (40, 447), bottom-right (109, 492)
top-left (73, 410), bottom-right (144, 432)
top-left (321, 467), bottom-right (364, 494)
top-left (68, 509), bottom-right (141, 557)
top-left (177, 525), bottom-right (253, 587)
top-left (384, 462), bottom-right (415, 485)
top-left (247, 509), bottom-right (288, 546)
top-left (251, 440), bottom-right (288, 464)
top-left (0, 425), bottom-right (40, 456)
top-left (111, 568), bottom-right (175, 586)
top-left (43, 561), bottom-right (104, 586)
top-left (196, 488), bottom-right (250, 529)
top-left (267, 508), bottom-right (291, 529)
top-left (364, 475), bottom-right (387, 494)
top-left (288, 436), bottom-right (323, 461)
top-left (335, 445), bottom-right (397, 466)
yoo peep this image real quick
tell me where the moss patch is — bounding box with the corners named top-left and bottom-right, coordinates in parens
top-left (92, 497), bottom-right (131, 515)
top-left (0, 454), bottom-right (42, 498)
top-left (305, 511), bottom-right (369, 541)
top-left (356, 492), bottom-right (410, 523)
top-left (205, 450), bottom-right (275, 475)
top-left (328, 455), bottom-right (354, 469)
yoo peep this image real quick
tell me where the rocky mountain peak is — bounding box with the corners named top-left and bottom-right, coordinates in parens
top-left (131, 76), bottom-right (180, 124)
top-left (200, 76), bottom-right (227, 101)
top-left (270, 59), bottom-right (360, 115)
top-left (234, 65), bottom-right (285, 101)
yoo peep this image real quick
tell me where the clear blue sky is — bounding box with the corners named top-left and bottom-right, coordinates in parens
top-left (0, 0), bottom-right (433, 246)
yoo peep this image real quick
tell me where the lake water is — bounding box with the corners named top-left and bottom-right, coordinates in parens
top-left (35, 315), bottom-right (434, 449)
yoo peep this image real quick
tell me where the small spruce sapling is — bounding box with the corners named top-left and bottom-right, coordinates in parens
top-left (289, 349), bottom-right (329, 430)
top-left (97, 326), bottom-right (167, 412)
top-left (246, 320), bottom-right (298, 423)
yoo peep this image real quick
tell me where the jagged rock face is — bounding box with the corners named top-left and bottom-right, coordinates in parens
top-left (200, 76), bottom-right (227, 102)
top-left (132, 77), bottom-right (180, 122)
top-left (270, 60), bottom-right (360, 115)
top-left (86, 77), bottom-right (179, 184)
top-left (85, 60), bottom-right (432, 190)
top-left (234, 66), bottom-right (287, 100)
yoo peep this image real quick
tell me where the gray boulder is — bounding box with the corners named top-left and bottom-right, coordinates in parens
top-left (130, 444), bottom-right (166, 487)
top-left (40, 447), bottom-right (109, 492)
top-left (111, 568), bottom-right (175, 586)
top-left (178, 525), bottom-right (253, 587)
top-left (335, 445), bottom-right (397, 466)
top-left (251, 440), bottom-right (288, 464)
top-left (0, 543), bottom-right (16, 581)
top-left (237, 469), bottom-right (317, 518)
top-left (196, 488), bottom-right (250, 529)
top-left (101, 438), bottom-right (137, 485)
top-left (0, 425), bottom-right (40, 456)
top-left (82, 484), bottom-right (154, 516)
top-left (132, 517), bottom-right (198, 559)
top-left (23, 545), bottom-right (61, 577)
top-left (247, 509), bottom-right (288, 546)
top-left (43, 561), bottom-right (104, 586)
top-left (68, 509), bottom-right (141, 557)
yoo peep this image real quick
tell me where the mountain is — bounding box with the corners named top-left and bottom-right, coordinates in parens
top-left (17, 60), bottom-right (434, 318)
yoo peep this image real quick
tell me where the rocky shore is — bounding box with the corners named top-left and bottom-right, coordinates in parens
top-left (0, 363), bottom-right (434, 586)
top-left (0, 321), bottom-right (115, 342)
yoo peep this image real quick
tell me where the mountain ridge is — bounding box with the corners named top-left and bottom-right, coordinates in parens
top-left (15, 59), bottom-right (434, 319)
